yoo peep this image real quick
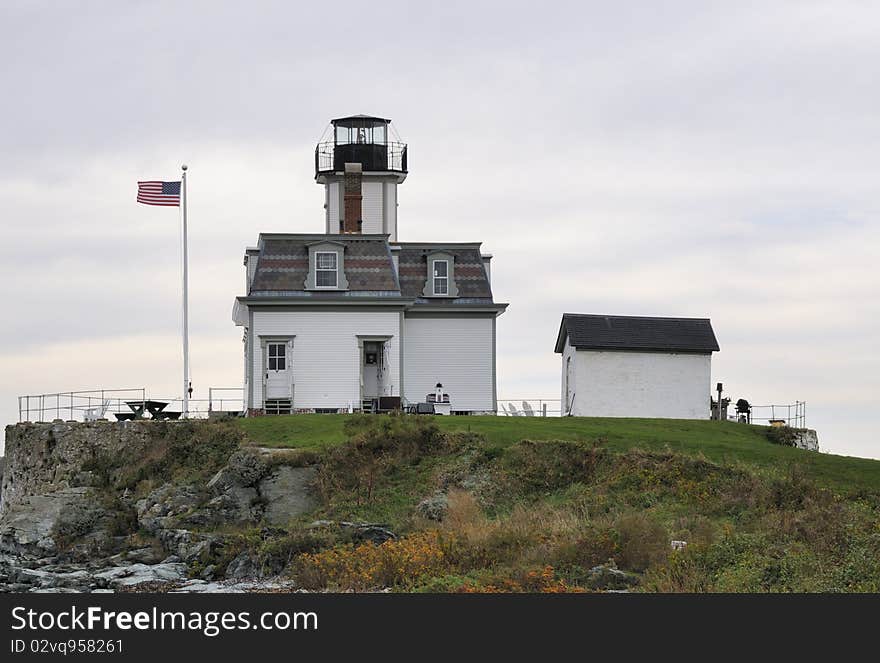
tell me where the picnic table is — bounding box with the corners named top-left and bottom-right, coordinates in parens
top-left (114, 400), bottom-right (181, 421)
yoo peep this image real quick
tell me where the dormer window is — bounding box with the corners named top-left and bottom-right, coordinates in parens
top-left (422, 251), bottom-right (459, 298)
top-left (316, 252), bottom-right (338, 288)
top-left (305, 241), bottom-right (349, 291)
top-left (432, 260), bottom-right (448, 295)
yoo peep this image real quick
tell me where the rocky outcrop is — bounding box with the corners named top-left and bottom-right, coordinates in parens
top-left (0, 488), bottom-right (91, 556)
top-left (260, 465), bottom-right (318, 526)
top-left (0, 421), bottom-right (321, 592)
top-left (1, 421), bottom-right (153, 518)
top-left (309, 520), bottom-right (396, 545)
top-left (0, 421), bottom-right (155, 557)
top-left (416, 492), bottom-right (448, 522)
top-left (793, 429), bottom-right (820, 452)
top-left (201, 449), bottom-right (318, 527)
top-left (586, 563), bottom-right (640, 591)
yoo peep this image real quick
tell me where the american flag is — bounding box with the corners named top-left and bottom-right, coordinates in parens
top-left (137, 180), bottom-right (181, 206)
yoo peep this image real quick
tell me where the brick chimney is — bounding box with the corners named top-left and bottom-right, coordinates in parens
top-left (342, 162), bottom-right (363, 233)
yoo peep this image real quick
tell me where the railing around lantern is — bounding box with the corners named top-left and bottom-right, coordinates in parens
top-left (314, 141), bottom-right (408, 174)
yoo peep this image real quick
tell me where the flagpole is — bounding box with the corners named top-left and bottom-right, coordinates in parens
top-left (181, 164), bottom-right (190, 417)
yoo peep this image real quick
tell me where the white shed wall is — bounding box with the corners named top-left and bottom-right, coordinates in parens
top-left (251, 310), bottom-right (400, 410)
top-left (570, 350), bottom-right (711, 419)
top-left (560, 337), bottom-right (577, 414)
top-left (403, 316), bottom-right (495, 412)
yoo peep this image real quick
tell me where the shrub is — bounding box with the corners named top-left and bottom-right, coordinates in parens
top-left (554, 523), bottom-right (620, 569)
top-left (615, 513), bottom-right (669, 572)
top-left (495, 439), bottom-right (605, 498)
top-left (315, 414), bottom-right (451, 505)
top-left (293, 530), bottom-right (448, 591)
top-left (766, 426), bottom-right (799, 447)
top-left (121, 421), bottom-right (242, 490)
top-left (454, 566), bottom-right (586, 593)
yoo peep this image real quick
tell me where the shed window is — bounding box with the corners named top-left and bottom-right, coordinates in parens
top-left (433, 260), bottom-right (448, 295)
top-left (316, 252), bottom-right (338, 288)
top-left (267, 343), bottom-right (286, 371)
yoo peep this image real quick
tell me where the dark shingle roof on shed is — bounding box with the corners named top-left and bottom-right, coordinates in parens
top-left (555, 314), bottom-right (719, 353)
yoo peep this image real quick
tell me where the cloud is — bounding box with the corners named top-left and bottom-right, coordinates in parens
top-left (1, 1), bottom-right (878, 458)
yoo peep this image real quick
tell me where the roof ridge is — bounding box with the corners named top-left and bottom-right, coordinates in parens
top-left (562, 313), bottom-right (712, 321)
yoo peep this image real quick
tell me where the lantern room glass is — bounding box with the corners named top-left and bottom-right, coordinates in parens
top-left (334, 119), bottom-right (388, 146)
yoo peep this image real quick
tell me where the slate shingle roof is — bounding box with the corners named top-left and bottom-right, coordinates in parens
top-left (246, 236), bottom-right (497, 306)
top-left (250, 236), bottom-right (398, 294)
top-left (396, 244), bottom-right (493, 301)
top-left (555, 314), bottom-right (719, 353)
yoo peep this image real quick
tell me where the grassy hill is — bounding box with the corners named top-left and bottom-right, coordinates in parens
top-left (231, 414), bottom-right (880, 592)
top-left (238, 415), bottom-right (880, 494)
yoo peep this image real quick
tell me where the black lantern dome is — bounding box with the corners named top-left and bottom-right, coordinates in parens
top-left (315, 115), bottom-right (407, 176)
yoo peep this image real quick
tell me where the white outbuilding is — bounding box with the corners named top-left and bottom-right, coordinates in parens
top-left (555, 314), bottom-right (720, 419)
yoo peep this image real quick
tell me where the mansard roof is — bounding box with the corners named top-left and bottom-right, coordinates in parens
top-left (395, 242), bottom-right (493, 302)
top-left (249, 234), bottom-right (398, 295)
top-left (243, 234), bottom-right (503, 310)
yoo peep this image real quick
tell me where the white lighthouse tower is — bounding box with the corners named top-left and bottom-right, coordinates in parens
top-left (315, 114), bottom-right (408, 241)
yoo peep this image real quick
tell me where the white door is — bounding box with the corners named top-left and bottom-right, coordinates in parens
top-left (362, 342), bottom-right (380, 399)
top-left (265, 341), bottom-right (291, 399)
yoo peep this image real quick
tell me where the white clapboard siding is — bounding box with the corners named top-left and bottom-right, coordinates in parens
top-left (571, 350), bottom-right (711, 419)
top-left (404, 316), bottom-right (495, 412)
top-left (384, 182), bottom-right (397, 241)
top-left (361, 181), bottom-right (383, 234)
top-left (251, 310), bottom-right (400, 410)
top-left (326, 182), bottom-right (340, 233)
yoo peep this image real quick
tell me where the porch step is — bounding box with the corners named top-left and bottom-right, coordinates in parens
top-left (265, 399), bottom-right (292, 415)
top-left (361, 399), bottom-right (374, 414)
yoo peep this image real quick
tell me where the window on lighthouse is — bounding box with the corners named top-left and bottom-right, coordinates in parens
top-left (433, 260), bottom-right (449, 295)
top-left (316, 252), bottom-right (338, 288)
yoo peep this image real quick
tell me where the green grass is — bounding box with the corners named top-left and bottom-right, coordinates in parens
top-left (237, 415), bottom-right (880, 494)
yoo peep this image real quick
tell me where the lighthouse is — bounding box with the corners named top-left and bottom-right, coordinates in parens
top-left (315, 115), bottom-right (408, 241)
top-left (234, 114), bottom-right (506, 417)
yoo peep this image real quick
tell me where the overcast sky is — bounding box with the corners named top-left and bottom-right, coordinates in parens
top-left (1, 1), bottom-right (878, 459)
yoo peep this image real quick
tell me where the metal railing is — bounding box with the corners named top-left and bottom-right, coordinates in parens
top-left (18, 389), bottom-right (147, 422)
top-left (497, 398), bottom-right (562, 417)
top-left (208, 387), bottom-right (245, 414)
top-left (739, 402), bottom-right (806, 428)
top-left (315, 141), bottom-right (408, 173)
top-left (16, 387), bottom-right (247, 423)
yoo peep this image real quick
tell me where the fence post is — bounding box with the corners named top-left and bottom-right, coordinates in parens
top-left (542, 403), bottom-right (547, 417)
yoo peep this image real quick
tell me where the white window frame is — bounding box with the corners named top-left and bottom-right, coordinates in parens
top-left (267, 342), bottom-right (287, 371)
top-left (315, 251), bottom-right (338, 289)
top-left (432, 259), bottom-right (449, 296)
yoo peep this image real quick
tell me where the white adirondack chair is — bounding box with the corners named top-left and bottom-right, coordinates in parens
top-left (84, 400), bottom-right (111, 422)
top-left (521, 401), bottom-right (535, 417)
top-left (507, 403), bottom-right (520, 416)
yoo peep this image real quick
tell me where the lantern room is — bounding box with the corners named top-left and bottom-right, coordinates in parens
top-left (315, 114), bottom-right (408, 241)
top-left (315, 115), bottom-right (407, 176)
